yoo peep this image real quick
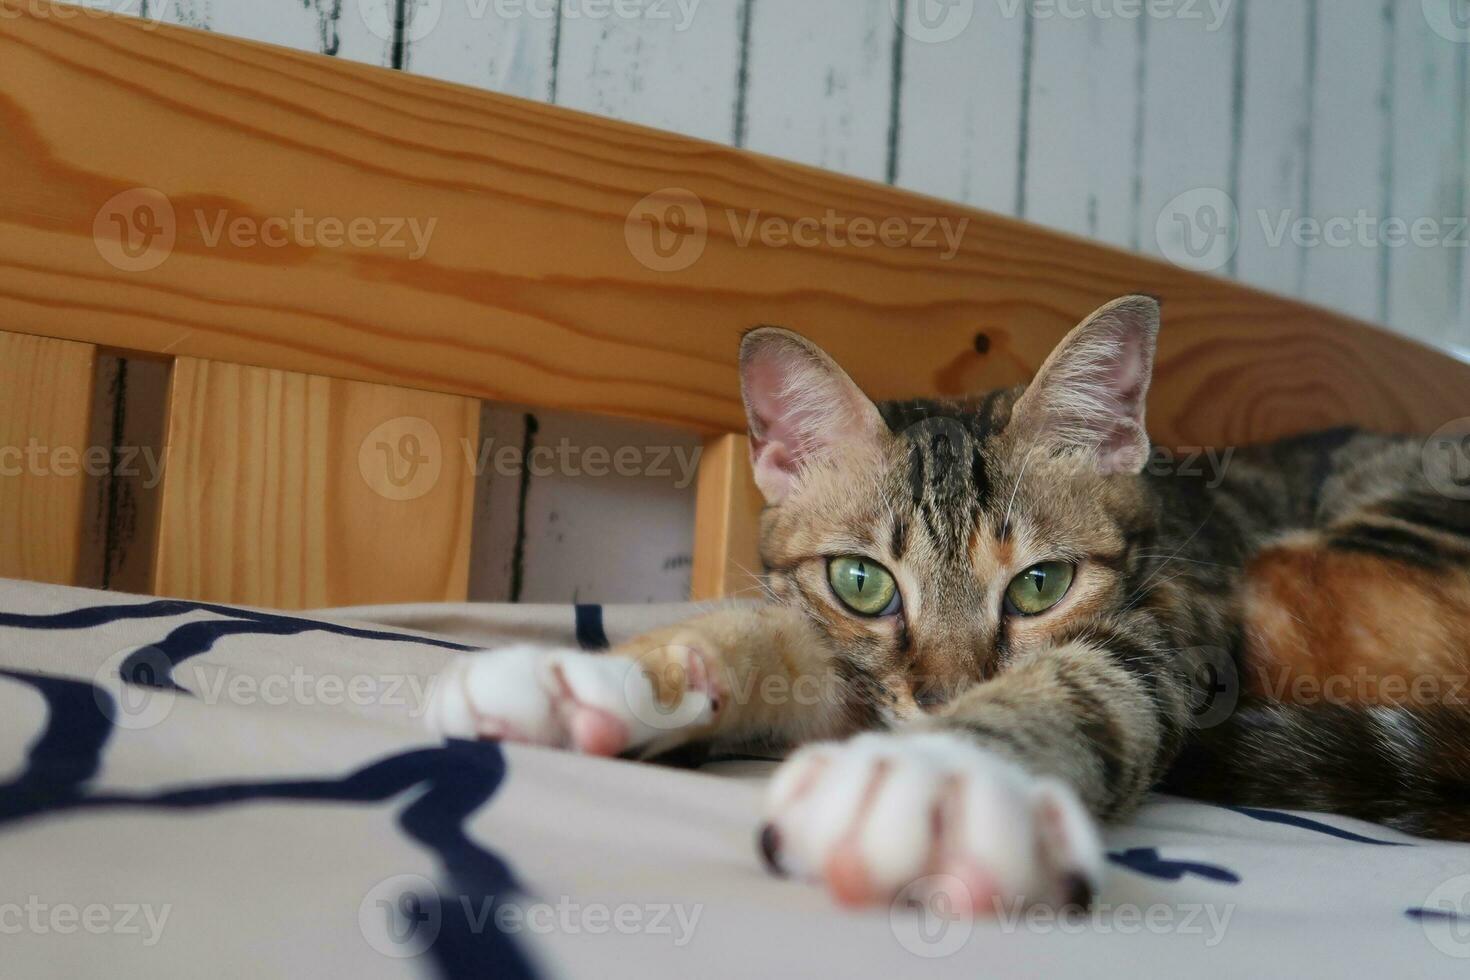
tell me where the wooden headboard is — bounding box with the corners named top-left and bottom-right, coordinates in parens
top-left (2, 0), bottom-right (1467, 608)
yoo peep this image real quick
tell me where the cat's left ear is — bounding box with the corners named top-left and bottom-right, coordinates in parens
top-left (1009, 295), bottom-right (1160, 474)
top-left (740, 327), bottom-right (887, 504)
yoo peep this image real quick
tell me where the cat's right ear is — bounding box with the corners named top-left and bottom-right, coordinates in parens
top-left (740, 327), bottom-right (886, 504)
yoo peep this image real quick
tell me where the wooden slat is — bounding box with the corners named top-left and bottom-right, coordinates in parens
top-left (147, 0), bottom-right (400, 65)
top-left (2, 1), bottom-right (1469, 453)
top-left (690, 433), bottom-right (762, 602)
top-left (0, 331), bottom-right (96, 585)
top-left (403, 0), bottom-right (557, 98)
top-left (555, 0), bottom-right (744, 144)
top-left (1299, 0), bottom-right (1393, 323)
top-left (1386, 7), bottom-right (1464, 346)
top-left (1235, 0), bottom-right (1312, 296)
top-left (1140, 2), bottom-right (1239, 268)
top-left (153, 358), bottom-right (478, 608)
top-left (896, 0), bottom-right (1025, 213)
top-left (1023, 11), bottom-right (1142, 246)
top-left (742, 0), bottom-right (897, 180)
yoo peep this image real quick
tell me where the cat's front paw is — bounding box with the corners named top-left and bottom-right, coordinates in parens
top-left (759, 733), bottom-right (1103, 914)
top-left (427, 642), bottom-right (724, 757)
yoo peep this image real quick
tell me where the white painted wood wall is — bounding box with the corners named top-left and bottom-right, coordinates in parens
top-left (102, 0), bottom-right (1470, 603)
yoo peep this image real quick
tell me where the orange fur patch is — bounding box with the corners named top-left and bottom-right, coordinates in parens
top-left (1242, 534), bottom-right (1470, 707)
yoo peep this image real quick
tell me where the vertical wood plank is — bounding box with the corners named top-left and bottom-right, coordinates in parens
top-left (1298, 0), bottom-right (1393, 323)
top-left (896, 0), bottom-right (1025, 212)
top-left (154, 359), bottom-right (479, 608)
top-left (554, 0), bottom-right (744, 142)
top-left (1023, 11), bottom-right (1142, 245)
top-left (1139, 2), bottom-right (1240, 267)
top-left (146, 0), bottom-right (400, 64)
top-left (1386, 12), bottom-right (1465, 346)
top-left (691, 433), bottom-right (762, 602)
top-left (742, 0), bottom-right (897, 181)
top-left (402, 1), bottom-right (558, 98)
top-left (1233, 0), bottom-right (1312, 295)
top-left (0, 332), bottom-right (97, 585)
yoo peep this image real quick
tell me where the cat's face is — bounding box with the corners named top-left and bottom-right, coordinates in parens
top-left (742, 297), bottom-right (1161, 722)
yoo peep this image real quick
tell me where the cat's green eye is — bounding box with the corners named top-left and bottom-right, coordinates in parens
top-left (1005, 561), bottom-right (1075, 616)
top-left (828, 557), bottom-right (900, 617)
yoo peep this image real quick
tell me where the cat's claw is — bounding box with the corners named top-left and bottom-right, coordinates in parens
top-left (428, 644), bottom-right (722, 756)
top-left (760, 732), bottom-right (1103, 914)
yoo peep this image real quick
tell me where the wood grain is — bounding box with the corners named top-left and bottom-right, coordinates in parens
top-left (0, 330), bottom-right (96, 585)
top-left (690, 433), bottom-right (762, 602)
top-left (153, 358), bottom-right (478, 608)
top-left (2, 1), bottom-right (1469, 452)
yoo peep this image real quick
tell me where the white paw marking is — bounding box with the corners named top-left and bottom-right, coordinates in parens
top-left (760, 732), bottom-right (1103, 914)
top-left (427, 644), bottom-right (721, 757)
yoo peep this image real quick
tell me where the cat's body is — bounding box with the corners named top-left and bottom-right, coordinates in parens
top-left (431, 297), bottom-right (1470, 913)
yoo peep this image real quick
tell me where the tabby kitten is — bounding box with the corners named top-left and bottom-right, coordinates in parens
top-left (431, 296), bottom-right (1470, 913)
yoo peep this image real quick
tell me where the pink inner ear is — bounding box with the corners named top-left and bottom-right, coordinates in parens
top-left (1107, 326), bottom-right (1150, 417)
top-left (744, 349), bottom-right (828, 502)
top-left (741, 337), bottom-right (882, 503)
top-left (744, 355), bottom-right (802, 455)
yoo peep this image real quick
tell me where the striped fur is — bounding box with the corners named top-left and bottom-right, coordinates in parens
top-left (627, 297), bottom-right (1470, 841)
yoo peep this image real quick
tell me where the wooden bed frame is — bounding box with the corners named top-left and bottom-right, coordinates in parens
top-left (2, 0), bottom-right (1468, 609)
